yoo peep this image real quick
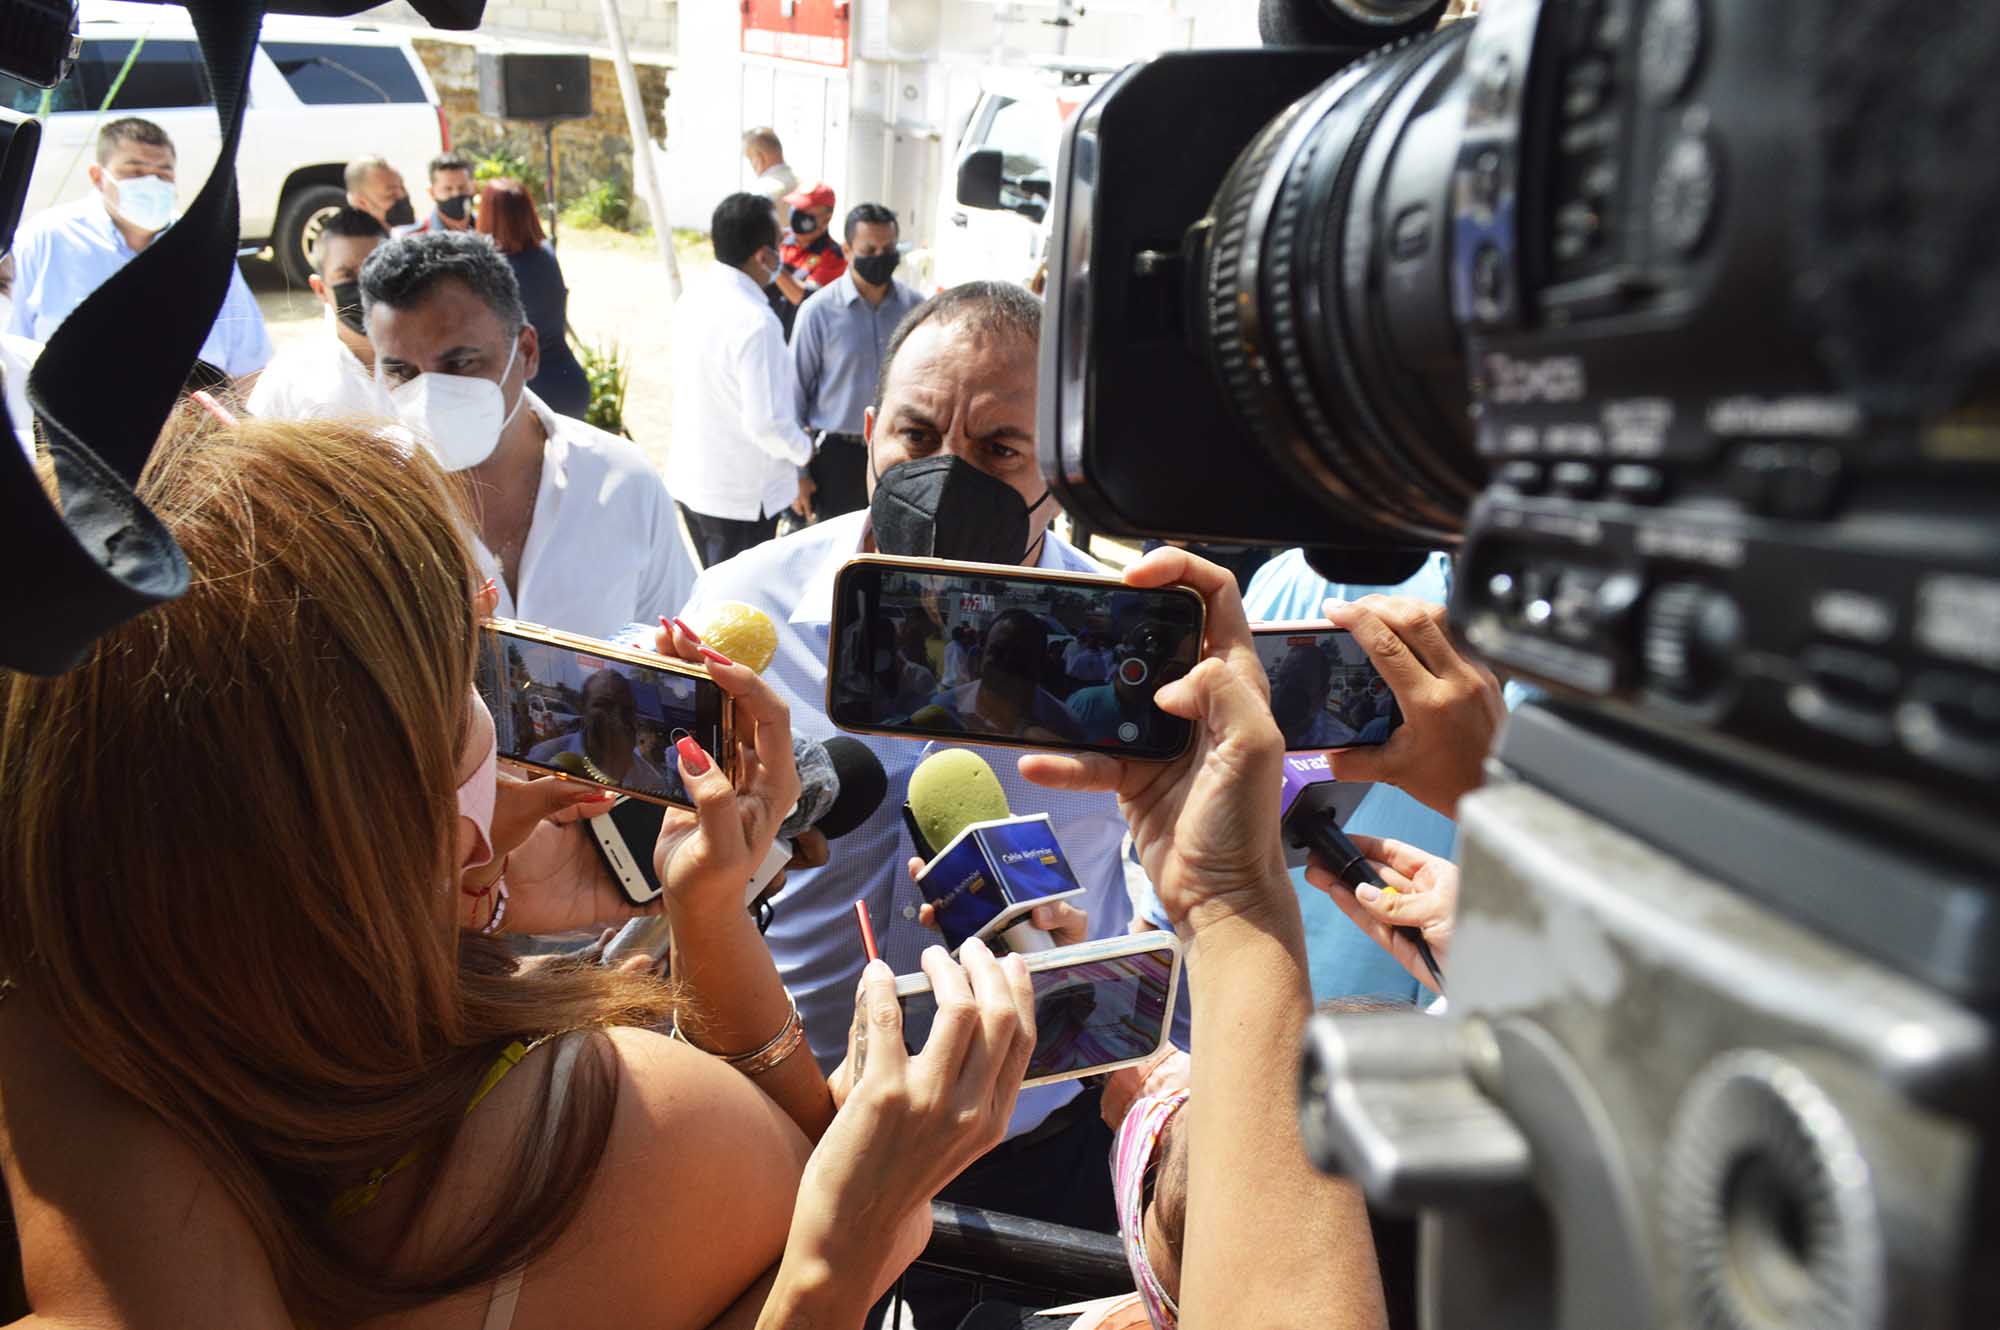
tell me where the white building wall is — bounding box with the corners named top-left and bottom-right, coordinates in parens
top-left (662, 0), bottom-right (1254, 249)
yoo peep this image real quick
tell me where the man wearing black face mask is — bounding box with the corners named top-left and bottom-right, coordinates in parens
top-left (678, 282), bottom-right (1141, 1329)
top-left (246, 208), bottom-right (393, 421)
top-left (791, 202), bottom-right (924, 522)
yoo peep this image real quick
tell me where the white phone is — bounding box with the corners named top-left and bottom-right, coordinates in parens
top-left (894, 931), bottom-right (1183, 1087)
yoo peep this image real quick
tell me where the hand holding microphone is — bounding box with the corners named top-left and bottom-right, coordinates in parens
top-left (903, 747), bottom-right (1085, 955)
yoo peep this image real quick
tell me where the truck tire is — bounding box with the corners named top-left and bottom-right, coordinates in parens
top-left (274, 182), bottom-right (349, 288)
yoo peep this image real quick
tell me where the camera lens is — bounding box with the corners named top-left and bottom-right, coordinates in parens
top-left (1193, 23), bottom-right (1479, 547)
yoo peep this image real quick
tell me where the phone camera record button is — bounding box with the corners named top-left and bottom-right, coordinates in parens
top-left (669, 727), bottom-right (692, 743)
top-left (1117, 721), bottom-right (1141, 743)
top-left (1119, 658), bottom-right (1150, 687)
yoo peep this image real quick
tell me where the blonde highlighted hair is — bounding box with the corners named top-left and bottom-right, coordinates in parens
top-left (0, 410), bottom-right (674, 1320)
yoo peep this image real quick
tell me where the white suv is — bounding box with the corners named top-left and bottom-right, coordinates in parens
top-left (930, 62), bottom-right (1116, 293)
top-left (0, 1), bottom-right (446, 286)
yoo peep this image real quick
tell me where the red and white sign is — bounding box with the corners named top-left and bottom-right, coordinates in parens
top-left (742, 0), bottom-right (850, 69)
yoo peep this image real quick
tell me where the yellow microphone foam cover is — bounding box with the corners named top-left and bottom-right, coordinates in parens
top-left (908, 747), bottom-right (1013, 855)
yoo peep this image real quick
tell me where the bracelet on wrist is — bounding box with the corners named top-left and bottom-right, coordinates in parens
top-left (672, 993), bottom-right (804, 1078)
top-left (479, 875), bottom-right (510, 935)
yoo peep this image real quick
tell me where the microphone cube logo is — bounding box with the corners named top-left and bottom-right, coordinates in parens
top-left (916, 814), bottom-right (1085, 946)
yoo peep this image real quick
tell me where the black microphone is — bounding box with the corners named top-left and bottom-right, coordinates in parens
top-left (1279, 752), bottom-right (1445, 992)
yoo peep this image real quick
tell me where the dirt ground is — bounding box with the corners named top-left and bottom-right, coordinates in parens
top-left (243, 227), bottom-right (709, 474)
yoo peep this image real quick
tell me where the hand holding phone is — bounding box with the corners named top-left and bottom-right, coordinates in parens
top-left (894, 932), bottom-right (1182, 1086)
top-left (827, 556), bottom-right (1205, 760)
top-left (476, 618), bottom-right (735, 810)
top-left (1251, 620), bottom-right (1403, 752)
top-left (797, 944), bottom-right (1035, 1302)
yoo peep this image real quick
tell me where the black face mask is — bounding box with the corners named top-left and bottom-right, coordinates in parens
top-left (437, 193), bottom-right (471, 221)
top-left (852, 250), bottom-right (901, 286)
top-left (790, 209), bottom-right (819, 234)
top-left (385, 196), bottom-right (416, 228)
top-left (870, 454), bottom-right (1049, 565)
top-left (330, 280), bottom-right (366, 334)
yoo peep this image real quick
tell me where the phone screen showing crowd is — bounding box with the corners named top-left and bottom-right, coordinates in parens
top-left (477, 629), bottom-right (703, 804)
top-left (831, 564), bottom-right (1202, 758)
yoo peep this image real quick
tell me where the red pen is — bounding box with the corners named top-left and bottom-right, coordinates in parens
top-left (852, 899), bottom-right (879, 963)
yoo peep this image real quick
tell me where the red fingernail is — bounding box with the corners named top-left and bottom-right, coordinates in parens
top-left (480, 577), bottom-right (496, 592)
top-left (676, 736), bottom-right (710, 776)
top-left (699, 645), bottom-right (733, 667)
top-left (671, 616), bottom-right (704, 645)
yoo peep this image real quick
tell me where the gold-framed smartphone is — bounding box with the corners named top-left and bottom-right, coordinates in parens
top-left (476, 618), bottom-right (736, 810)
top-left (826, 554), bottom-right (1205, 762)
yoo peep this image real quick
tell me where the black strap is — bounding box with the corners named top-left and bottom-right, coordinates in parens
top-left (0, 0), bottom-right (484, 676)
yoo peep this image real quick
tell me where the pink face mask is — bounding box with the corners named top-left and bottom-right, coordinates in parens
top-left (456, 691), bottom-right (498, 874)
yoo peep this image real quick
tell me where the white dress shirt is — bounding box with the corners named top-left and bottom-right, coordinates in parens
top-left (474, 392), bottom-right (700, 640)
top-left (8, 196), bottom-right (271, 376)
top-left (750, 161), bottom-right (799, 206)
top-left (666, 264), bottom-right (814, 521)
top-left (682, 510), bottom-right (1142, 1141)
top-left (246, 326), bottom-right (392, 422)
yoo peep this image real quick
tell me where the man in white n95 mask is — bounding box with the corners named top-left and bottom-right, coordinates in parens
top-left (359, 230), bottom-right (698, 638)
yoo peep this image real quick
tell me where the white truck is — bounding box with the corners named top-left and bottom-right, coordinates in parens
top-left (0, 1), bottom-right (447, 286)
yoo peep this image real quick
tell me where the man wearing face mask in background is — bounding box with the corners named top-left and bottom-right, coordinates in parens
top-left (771, 181), bottom-right (847, 314)
top-left (361, 231), bottom-right (697, 637)
top-left (246, 208), bottom-right (392, 421)
top-left (791, 202), bottom-right (923, 523)
top-left (344, 155), bottom-right (418, 234)
top-left (8, 118), bottom-right (271, 382)
top-left (678, 281), bottom-right (1141, 1326)
top-left (666, 192), bottom-right (816, 568)
top-left (415, 153), bottom-right (477, 233)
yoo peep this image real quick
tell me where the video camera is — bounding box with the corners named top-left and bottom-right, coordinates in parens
top-left (1039, 1), bottom-right (1999, 1326)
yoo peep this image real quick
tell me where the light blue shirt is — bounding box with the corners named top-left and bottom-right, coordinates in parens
top-left (681, 511), bottom-right (1138, 1140)
top-left (7, 196), bottom-right (272, 377)
top-left (1134, 550), bottom-right (1465, 1009)
top-left (791, 272), bottom-right (926, 435)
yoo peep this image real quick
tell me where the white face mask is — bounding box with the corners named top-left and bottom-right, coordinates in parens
top-left (107, 173), bottom-right (177, 233)
top-left (384, 337), bottom-right (525, 472)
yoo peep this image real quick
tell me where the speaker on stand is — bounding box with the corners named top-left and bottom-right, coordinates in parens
top-left (477, 51), bottom-right (593, 247)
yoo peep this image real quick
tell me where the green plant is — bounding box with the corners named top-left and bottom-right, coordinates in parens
top-left (469, 146), bottom-right (547, 207)
top-left (573, 336), bottom-right (632, 438)
top-left (560, 176), bottom-right (631, 232)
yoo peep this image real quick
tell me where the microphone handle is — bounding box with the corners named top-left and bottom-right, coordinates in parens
top-left (1298, 817), bottom-right (1445, 994)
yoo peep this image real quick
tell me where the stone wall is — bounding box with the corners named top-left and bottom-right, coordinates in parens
top-left (410, 37), bottom-right (671, 226)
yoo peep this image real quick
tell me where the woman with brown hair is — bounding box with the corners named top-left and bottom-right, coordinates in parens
top-left (0, 410), bottom-right (1035, 1327)
top-left (477, 178), bottom-right (592, 420)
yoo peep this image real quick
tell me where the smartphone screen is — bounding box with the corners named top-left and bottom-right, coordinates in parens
top-left (897, 940), bottom-right (1179, 1086)
top-left (476, 624), bottom-right (726, 808)
top-left (828, 557), bottom-right (1203, 760)
top-left (1251, 622), bottom-right (1402, 751)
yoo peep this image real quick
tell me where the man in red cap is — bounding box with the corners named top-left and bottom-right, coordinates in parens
top-left (773, 181), bottom-right (848, 318)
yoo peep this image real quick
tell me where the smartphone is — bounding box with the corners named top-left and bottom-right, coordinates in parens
top-left (476, 618), bottom-right (734, 809)
top-left (827, 555), bottom-right (1205, 761)
top-left (1251, 620), bottom-right (1402, 752)
top-left (894, 931), bottom-right (1182, 1087)
top-left (586, 796), bottom-right (666, 905)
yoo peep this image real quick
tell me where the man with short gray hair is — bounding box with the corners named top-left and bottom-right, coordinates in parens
top-left (741, 126), bottom-right (798, 206)
top-left (361, 231), bottom-right (696, 637)
top-left (345, 155), bottom-right (416, 233)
